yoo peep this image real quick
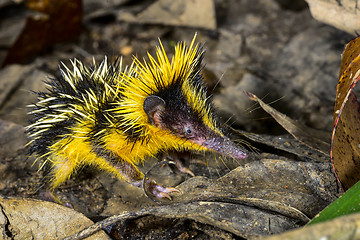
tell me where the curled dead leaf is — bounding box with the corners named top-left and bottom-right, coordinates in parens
top-left (245, 91), bottom-right (330, 156)
top-left (331, 36), bottom-right (360, 189)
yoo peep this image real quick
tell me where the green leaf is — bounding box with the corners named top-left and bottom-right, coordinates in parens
top-left (308, 180), bottom-right (360, 225)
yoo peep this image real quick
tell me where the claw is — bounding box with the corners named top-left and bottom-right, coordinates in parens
top-left (143, 178), bottom-right (181, 200)
top-left (153, 186), bottom-right (181, 200)
top-left (175, 162), bottom-right (195, 177)
top-left (163, 151), bottom-right (195, 177)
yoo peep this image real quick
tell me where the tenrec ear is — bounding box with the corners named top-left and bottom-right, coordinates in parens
top-left (143, 95), bottom-right (166, 126)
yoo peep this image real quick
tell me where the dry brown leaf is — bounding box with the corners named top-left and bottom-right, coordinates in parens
top-left (245, 91), bottom-right (330, 156)
top-left (331, 36), bottom-right (360, 189)
top-left (3, 0), bottom-right (82, 66)
top-left (0, 197), bottom-right (109, 239)
top-left (117, 0), bottom-right (216, 30)
top-left (263, 211), bottom-right (360, 240)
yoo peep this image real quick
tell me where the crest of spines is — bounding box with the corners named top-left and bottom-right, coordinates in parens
top-left (113, 36), bottom-right (218, 137)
